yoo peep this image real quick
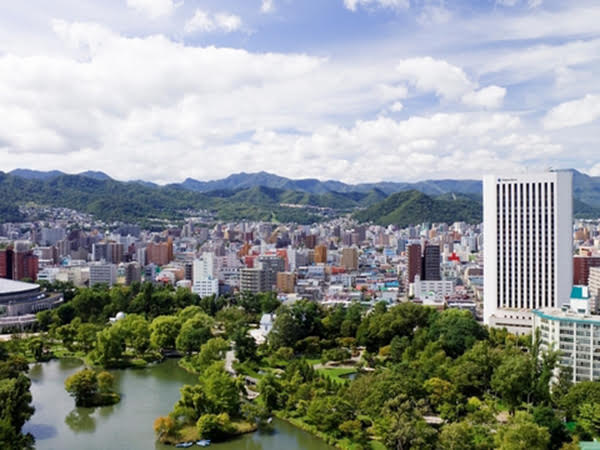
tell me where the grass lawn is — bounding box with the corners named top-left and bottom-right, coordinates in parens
top-left (316, 367), bottom-right (357, 383)
top-left (171, 420), bottom-right (257, 444)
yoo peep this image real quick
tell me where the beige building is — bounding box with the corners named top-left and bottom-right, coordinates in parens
top-left (341, 247), bottom-right (358, 270)
top-left (277, 272), bottom-right (296, 293)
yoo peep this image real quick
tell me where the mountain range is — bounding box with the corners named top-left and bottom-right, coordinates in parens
top-left (1, 168), bottom-right (599, 226)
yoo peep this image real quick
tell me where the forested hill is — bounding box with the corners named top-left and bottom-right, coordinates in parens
top-left (353, 190), bottom-right (484, 227)
top-left (0, 173), bottom-right (384, 224)
top-left (354, 190), bottom-right (600, 226)
top-left (2, 171), bottom-right (599, 225)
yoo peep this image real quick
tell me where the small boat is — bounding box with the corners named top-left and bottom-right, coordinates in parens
top-left (196, 440), bottom-right (211, 447)
top-left (175, 442), bottom-right (194, 448)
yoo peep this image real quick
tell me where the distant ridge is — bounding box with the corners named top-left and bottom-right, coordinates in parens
top-left (3, 169), bottom-right (600, 224)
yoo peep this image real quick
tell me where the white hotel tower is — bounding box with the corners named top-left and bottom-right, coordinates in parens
top-left (483, 171), bottom-right (573, 334)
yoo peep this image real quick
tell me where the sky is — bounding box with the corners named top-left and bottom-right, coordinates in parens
top-left (1, 0), bottom-right (599, 184)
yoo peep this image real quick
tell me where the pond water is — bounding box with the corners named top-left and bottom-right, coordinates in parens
top-left (23, 358), bottom-right (333, 450)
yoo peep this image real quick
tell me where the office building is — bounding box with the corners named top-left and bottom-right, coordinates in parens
top-left (277, 272), bottom-right (296, 293)
top-left (574, 255), bottom-right (600, 286)
top-left (147, 238), bottom-right (174, 266)
top-left (411, 276), bottom-right (455, 300)
top-left (304, 235), bottom-right (317, 250)
top-left (240, 268), bottom-right (268, 294)
top-left (407, 243), bottom-right (422, 284)
top-left (314, 245), bottom-right (327, 264)
top-left (422, 245), bottom-right (441, 281)
top-left (1, 244), bottom-right (39, 282)
top-left (192, 253), bottom-right (219, 298)
top-left (258, 255), bottom-right (285, 290)
top-left (89, 264), bottom-right (117, 287)
top-left (589, 267), bottom-right (600, 313)
top-left (341, 248), bottom-right (359, 271)
top-left (0, 248), bottom-right (14, 279)
top-left (484, 172), bottom-right (573, 334)
top-left (124, 263), bottom-right (142, 286)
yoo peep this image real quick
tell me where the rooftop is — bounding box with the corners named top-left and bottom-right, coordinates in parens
top-left (0, 278), bottom-right (40, 295)
top-left (571, 285), bottom-right (590, 300)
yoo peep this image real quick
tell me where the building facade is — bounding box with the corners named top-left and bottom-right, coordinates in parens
top-left (484, 172), bottom-right (573, 334)
top-left (89, 264), bottom-right (117, 287)
top-left (533, 287), bottom-right (600, 383)
top-left (241, 268), bottom-right (267, 294)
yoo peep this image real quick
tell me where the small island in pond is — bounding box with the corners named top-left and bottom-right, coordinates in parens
top-left (65, 368), bottom-right (121, 407)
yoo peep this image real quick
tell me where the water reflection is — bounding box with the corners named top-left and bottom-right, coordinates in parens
top-left (65, 409), bottom-right (96, 433)
top-left (24, 424), bottom-right (57, 440)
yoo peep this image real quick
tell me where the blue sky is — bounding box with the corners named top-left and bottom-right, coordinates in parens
top-left (1, 0), bottom-right (599, 184)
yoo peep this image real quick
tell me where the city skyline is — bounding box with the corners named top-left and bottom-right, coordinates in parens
top-left (2, 1), bottom-right (599, 184)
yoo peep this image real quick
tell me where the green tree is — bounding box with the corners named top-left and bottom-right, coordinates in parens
top-left (578, 403), bottom-right (600, 439)
top-left (93, 326), bottom-right (124, 366)
top-left (495, 411), bottom-right (550, 450)
top-left (76, 323), bottom-right (101, 353)
top-left (65, 369), bottom-right (98, 407)
top-left (196, 413), bottom-right (234, 440)
top-left (27, 338), bottom-right (45, 362)
top-left (560, 381), bottom-right (600, 420)
top-left (491, 352), bottom-right (532, 413)
top-left (376, 394), bottom-right (437, 450)
top-left (192, 338), bottom-right (229, 372)
top-left (439, 422), bottom-right (479, 450)
top-left (428, 309), bottom-right (487, 358)
top-left (532, 405), bottom-right (569, 449)
top-left (0, 350), bottom-right (35, 450)
top-left (231, 327), bottom-right (257, 362)
top-left (150, 316), bottom-right (180, 351)
top-left (258, 372), bottom-right (281, 411)
top-left (97, 371), bottom-right (115, 393)
top-left (176, 317), bottom-right (212, 355)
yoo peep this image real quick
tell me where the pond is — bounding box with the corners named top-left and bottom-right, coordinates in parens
top-left (23, 358), bottom-right (333, 450)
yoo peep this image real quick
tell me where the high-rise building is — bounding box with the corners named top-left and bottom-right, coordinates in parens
top-left (124, 262), bottom-right (142, 286)
top-left (304, 235), bottom-right (317, 249)
top-left (483, 172), bottom-right (573, 334)
top-left (192, 253), bottom-right (219, 298)
top-left (422, 245), bottom-right (441, 281)
top-left (6, 242), bottom-right (39, 282)
top-left (146, 238), bottom-right (173, 266)
top-left (573, 256), bottom-right (600, 286)
top-left (589, 267), bottom-right (600, 313)
top-left (407, 243), bottom-right (422, 284)
top-left (276, 272), bottom-right (296, 293)
top-left (0, 248), bottom-right (14, 279)
top-left (341, 248), bottom-right (358, 271)
top-left (314, 245), bottom-right (327, 264)
top-left (240, 268), bottom-right (267, 294)
top-left (258, 255), bottom-right (285, 290)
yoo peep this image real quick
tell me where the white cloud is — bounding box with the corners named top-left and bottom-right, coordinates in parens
top-left (126, 0), bottom-right (176, 19)
top-left (185, 9), bottom-right (242, 33)
top-left (543, 94), bottom-right (600, 130)
top-left (462, 86), bottom-right (506, 109)
top-left (261, 0), bottom-right (274, 13)
top-left (417, 4), bottom-right (451, 26)
top-left (396, 57), bottom-right (474, 100)
top-left (395, 56), bottom-right (506, 109)
top-left (390, 101), bottom-right (404, 112)
top-left (343, 0), bottom-right (410, 13)
top-left (496, 0), bottom-right (542, 7)
top-left (0, 20), bottom-right (574, 184)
